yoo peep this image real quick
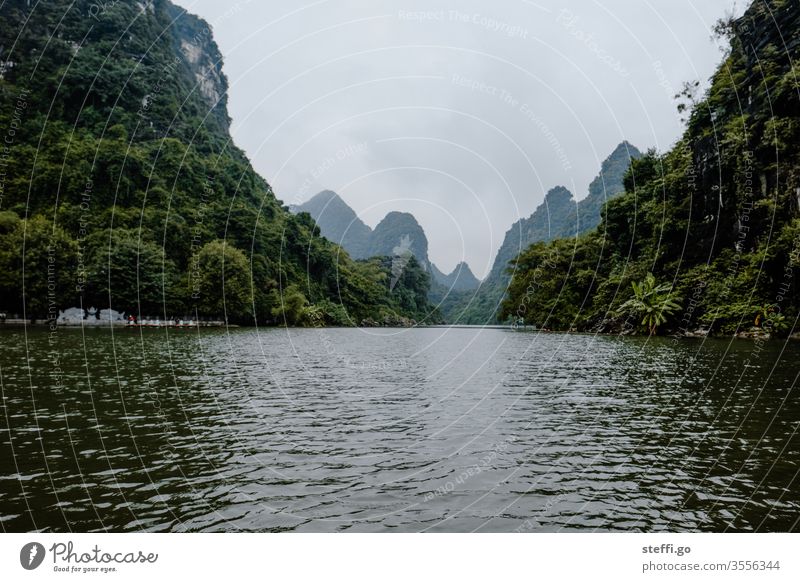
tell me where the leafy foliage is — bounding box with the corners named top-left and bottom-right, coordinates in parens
top-left (0, 0), bottom-right (437, 325)
top-left (445, 142), bottom-right (640, 324)
top-left (501, 0), bottom-right (800, 337)
top-left (618, 274), bottom-right (681, 334)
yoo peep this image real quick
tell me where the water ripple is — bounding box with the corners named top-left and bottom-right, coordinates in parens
top-left (0, 327), bottom-right (798, 532)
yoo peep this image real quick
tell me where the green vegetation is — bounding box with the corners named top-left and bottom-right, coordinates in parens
top-left (501, 0), bottom-right (800, 337)
top-left (618, 274), bottom-right (682, 335)
top-left (443, 143), bottom-right (641, 325)
top-left (296, 191), bottom-right (481, 301)
top-left (0, 0), bottom-right (439, 325)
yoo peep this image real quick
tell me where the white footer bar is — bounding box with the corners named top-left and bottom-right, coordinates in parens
top-left (1, 533), bottom-right (796, 581)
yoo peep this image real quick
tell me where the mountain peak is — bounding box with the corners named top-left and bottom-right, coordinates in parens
top-left (601, 142), bottom-right (643, 173)
top-left (610, 140), bottom-right (640, 156)
top-left (309, 189), bottom-right (342, 203)
top-left (295, 193), bottom-right (431, 267)
top-left (430, 260), bottom-right (481, 292)
top-left (377, 211), bottom-right (421, 226)
top-left (371, 212), bottom-right (429, 268)
top-left (581, 142), bottom-right (643, 224)
top-left (452, 141), bottom-right (641, 323)
top-left (544, 185), bottom-right (576, 205)
top-left (294, 190), bottom-right (372, 257)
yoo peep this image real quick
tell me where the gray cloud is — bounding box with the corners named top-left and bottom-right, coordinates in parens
top-left (174, 0), bottom-right (739, 277)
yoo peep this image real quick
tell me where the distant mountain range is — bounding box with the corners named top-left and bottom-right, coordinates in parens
top-left (488, 141), bottom-right (642, 282)
top-left (442, 141), bottom-right (642, 324)
top-left (293, 140), bottom-right (641, 322)
top-left (291, 191), bottom-right (481, 292)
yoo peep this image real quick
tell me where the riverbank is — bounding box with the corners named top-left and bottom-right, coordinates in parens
top-left (2, 319), bottom-right (796, 338)
top-left (0, 318), bottom-right (233, 328)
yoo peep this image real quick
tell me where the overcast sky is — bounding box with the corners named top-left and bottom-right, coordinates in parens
top-left (174, 0), bottom-right (740, 277)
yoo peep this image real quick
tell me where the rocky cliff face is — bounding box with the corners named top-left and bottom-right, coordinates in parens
top-left (0, 0), bottom-right (232, 147)
top-left (165, 1), bottom-right (231, 133)
top-left (679, 0), bottom-right (800, 258)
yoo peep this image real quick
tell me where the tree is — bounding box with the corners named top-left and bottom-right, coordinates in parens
top-left (192, 240), bottom-right (251, 321)
top-left (86, 229), bottom-right (179, 316)
top-left (0, 213), bottom-right (78, 319)
top-left (0, 1), bottom-right (439, 329)
top-left (618, 273), bottom-right (681, 335)
top-left (270, 284), bottom-right (311, 326)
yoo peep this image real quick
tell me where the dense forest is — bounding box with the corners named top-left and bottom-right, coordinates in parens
top-left (0, 0), bottom-right (439, 326)
top-left (501, 0), bottom-right (800, 338)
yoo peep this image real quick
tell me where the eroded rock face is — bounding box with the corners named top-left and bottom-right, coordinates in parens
top-left (674, 0), bottom-right (800, 261)
top-left (166, 0), bottom-right (231, 132)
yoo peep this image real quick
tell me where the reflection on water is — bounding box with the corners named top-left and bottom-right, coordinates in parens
top-left (0, 326), bottom-right (798, 532)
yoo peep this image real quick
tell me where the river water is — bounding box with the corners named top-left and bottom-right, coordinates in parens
top-left (0, 326), bottom-right (798, 532)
